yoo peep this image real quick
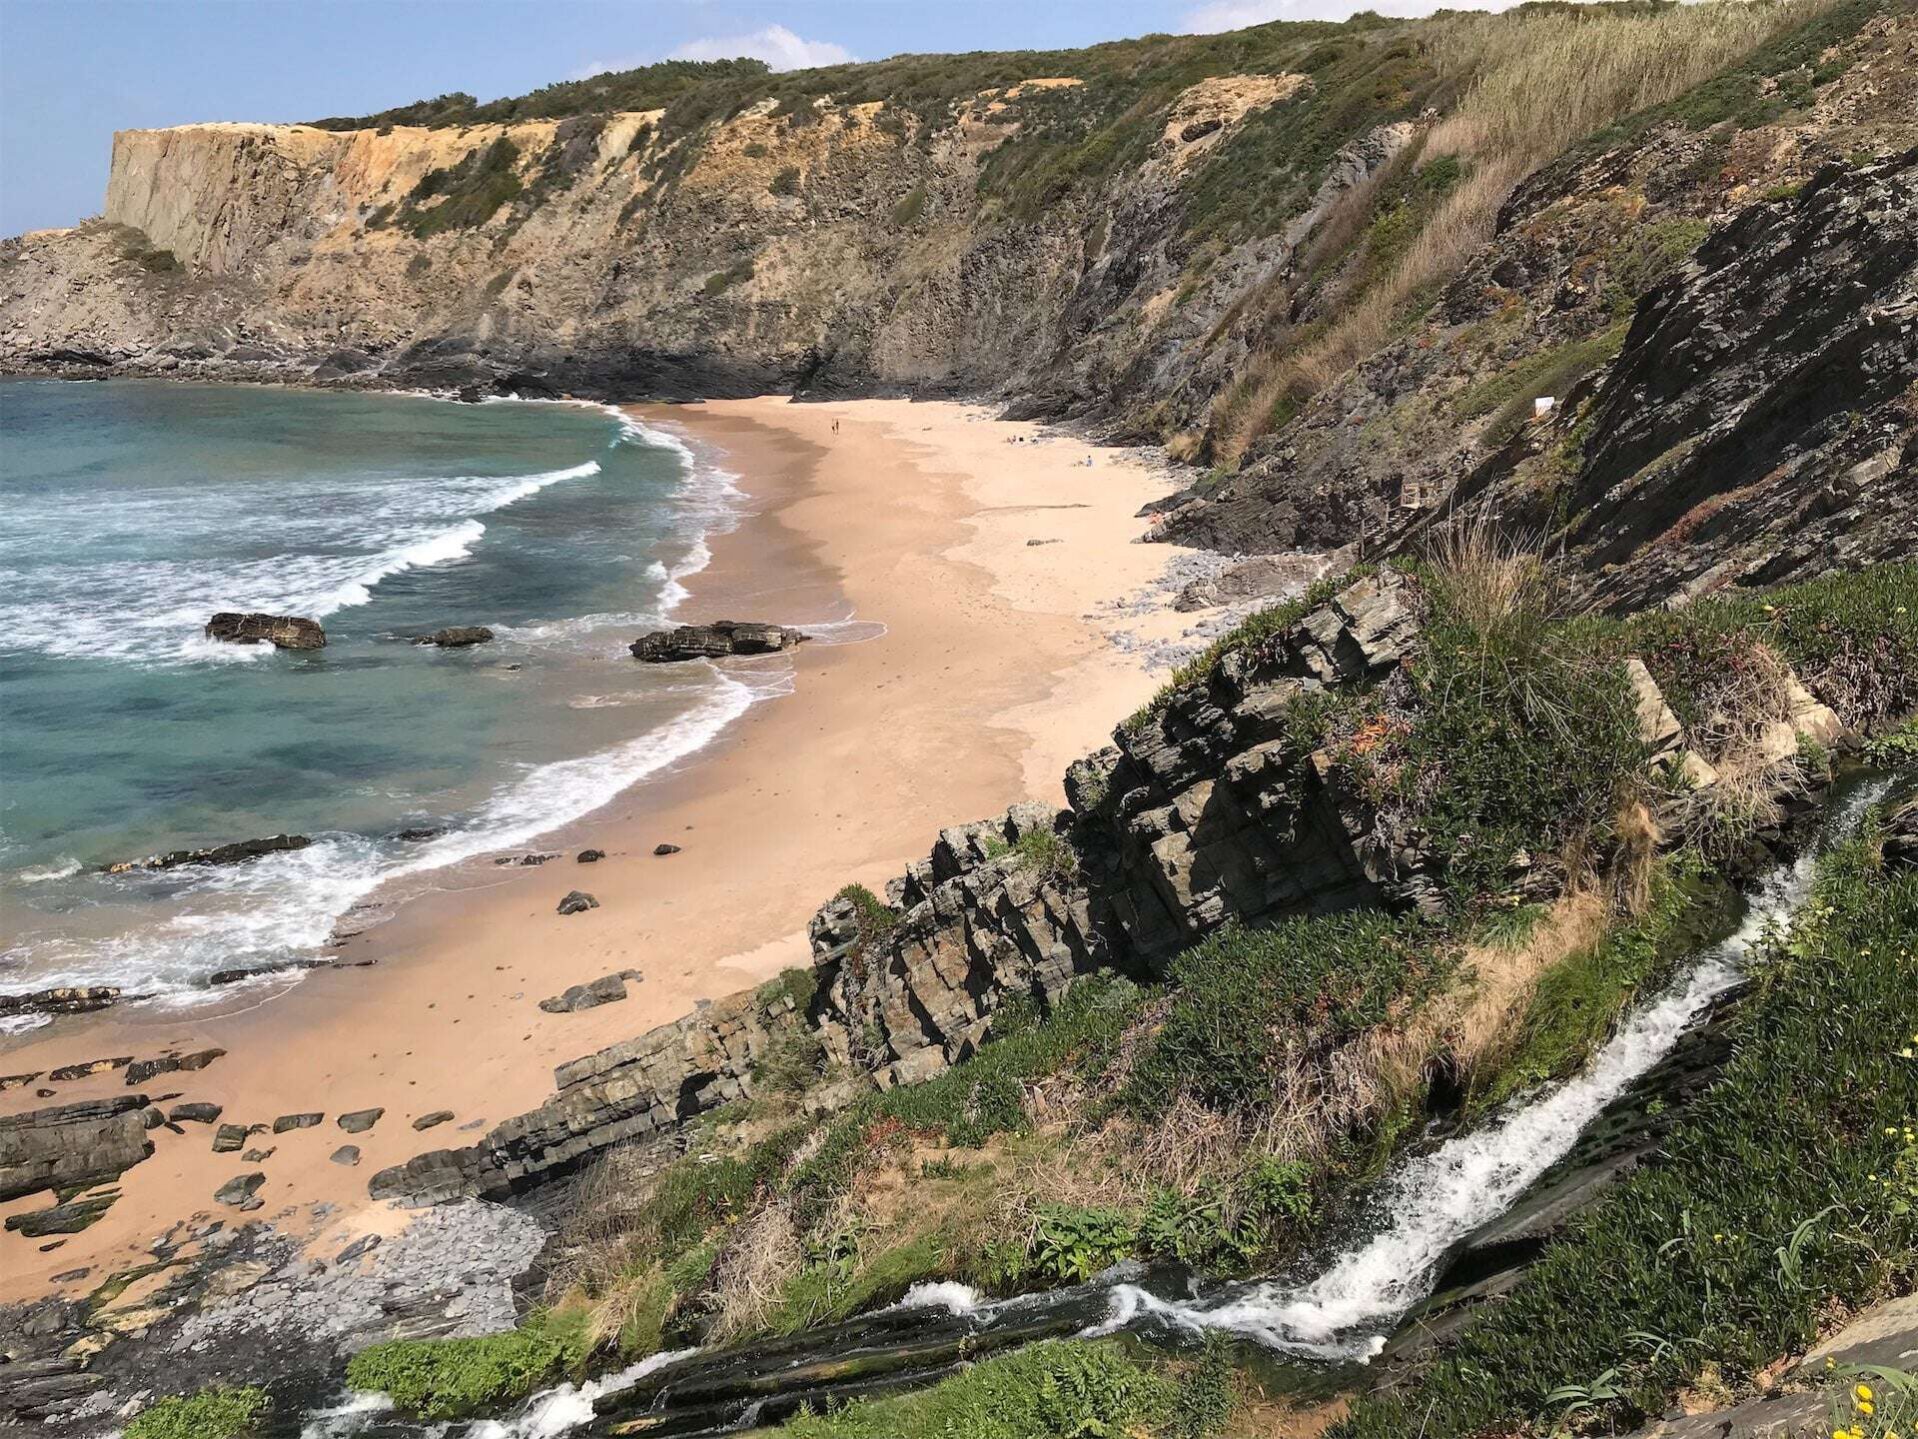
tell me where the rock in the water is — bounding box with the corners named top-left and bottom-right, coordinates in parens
top-left (337, 1107), bottom-right (383, 1133)
top-left (557, 890), bottom-right (599, 915)
top-left (105, 834), bottom-right (310, 874)
top-left (412, 1110), bottom-right (454, 1131)
top-left (393, 827), bottom-right (442, 842)
top-left (0, 987), bottom-right (121, 1020)
top-left (630, 620), bottom-right (808, 662)
top-left (168, 1102), bottom-right (222, 1124)
top-left (329, 1145), bottom-right (361, 1167)
top-left (539, 971), bottom-right (638, 1014)
top-left (654, 843), bottom-right (682, 856)
top-left (204, 612), bottom-right (325, 650)
top-left (517, 852), bottom-right (558, 867)
top-left (577, 849), bottom-right (605, 863)
top-left (214, 1172), bottom-right (265, 1208)
top-left (414, 626), bottom-right (494, 648)
top-left (272, 1112), bottom-right (322, 1133)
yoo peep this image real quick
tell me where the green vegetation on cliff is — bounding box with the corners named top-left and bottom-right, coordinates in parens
top-left (1337, 807), bottom-right (1918, 1437)
top-left (124, 1388), bottom-right (265, 1439)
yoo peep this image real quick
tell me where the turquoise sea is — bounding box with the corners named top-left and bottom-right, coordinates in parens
top-left (0, 379), bottom-right (768, 1025)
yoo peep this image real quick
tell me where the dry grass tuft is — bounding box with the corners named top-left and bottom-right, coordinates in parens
top-left (706, 1204), bottom-right (806, 1341)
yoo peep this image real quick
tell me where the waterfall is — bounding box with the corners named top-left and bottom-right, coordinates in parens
top-left (1086, 777), bottom-right (1890, 1359)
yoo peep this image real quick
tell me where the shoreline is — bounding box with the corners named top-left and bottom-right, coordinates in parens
top-left (0, 396), bottom-right (1207, 1303)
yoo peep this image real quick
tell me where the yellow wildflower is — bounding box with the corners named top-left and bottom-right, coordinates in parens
top-left (1857, 1384), bottom-right (1875, 1403)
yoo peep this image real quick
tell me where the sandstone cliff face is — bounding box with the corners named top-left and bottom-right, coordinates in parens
top-left (1, 74), bottom-right (1355, 410)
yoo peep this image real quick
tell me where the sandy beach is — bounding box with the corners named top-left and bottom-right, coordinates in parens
top-left (0, 397), bottom-right (1206, 1301)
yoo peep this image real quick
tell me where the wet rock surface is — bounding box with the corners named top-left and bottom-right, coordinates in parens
top-left (414, 625), bottom-right (494, 647)
top-left (631, 620), bottom-right (809, 661)
top-left (203, 611), bottom-right (325, 649)
top-left (0, 986), bottom-right (123, 1020)
top-left (105, 833), bottom-right (310, 874)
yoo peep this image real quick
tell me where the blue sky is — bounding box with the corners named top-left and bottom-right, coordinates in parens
top-left (1, 0), bottom-right (1474, 237)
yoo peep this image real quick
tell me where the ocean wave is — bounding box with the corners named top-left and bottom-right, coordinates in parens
top-left (15, 858), bottom-right (83, 883)
top-left (2, 670), bottom-right (762, 1004)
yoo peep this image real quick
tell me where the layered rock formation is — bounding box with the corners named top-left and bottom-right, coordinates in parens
top-left (0, 1096), bottom-right (155, 1203)
top-left (373, 567), bottom-right (1847, 1206)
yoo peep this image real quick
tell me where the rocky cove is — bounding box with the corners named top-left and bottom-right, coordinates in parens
top-left (7, 557), bottom-right (1917, 1438)
top-left (5, 4), bottom-right (1918, 1437)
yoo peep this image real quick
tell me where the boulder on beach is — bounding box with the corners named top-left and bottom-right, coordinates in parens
top-left (539, 970), bottom-right (640, 1013)
top-left (654, 843), bottom-right (682, 857)
top-left (204, 612), bottom-right (326, 650)
top-left (630, 621), bottom-right (808, 662)
top-left (412, 1110), bottom-right (454, 1131)
top-left (214, 1172), bottom-right (265, 1209)
top-left (414, 626), bottom-right (494, 648)
top-left (337, 1107), bottom-right (383, 1133)
top-left (557, 890), bottom-right (599, 915)
top-left (104, 833), bottom-right (310, 875)
top-left (577, 849), bottom-right (605, 863)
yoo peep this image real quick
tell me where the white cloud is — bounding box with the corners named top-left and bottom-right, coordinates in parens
top-left (573, 24), bottom-right (853, 81)
top-left (1180, 0), bottom-right (1517, 33)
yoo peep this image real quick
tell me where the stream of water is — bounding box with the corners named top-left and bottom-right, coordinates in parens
top-left (301, 777), bottom-right (1890, 1438)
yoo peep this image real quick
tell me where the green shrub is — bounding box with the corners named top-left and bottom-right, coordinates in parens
top-left (779, 1339), bottom-right (1176, 1439)
top-left (892, 183), bottom-right (928, 225)
top-left (1605, 218), bottom-right (1711, 310)
top-left (344, 1310), bottom-right (590, 1419)
top-left (1334, 822), bottom-right (1918, 1438)
top-left (125, 1388), bottom-right (266, 1439)
top-left (1365, 556), bottom-right (1646, 905)
top-left (702, 257), bottom-right (756, 295)
top-left (398, 137), bottom-right (524, 237)
top-left (1127, 911), bottom-right (1446, 1113)
top-left (1625, 563), bottom-right (1918, 733)
top-left (983, 827), bottom-right (1081, 885)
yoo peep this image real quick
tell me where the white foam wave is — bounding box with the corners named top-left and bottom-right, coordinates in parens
top-left (4, 672), bottom-right (759, 1001)
top-left (15, 858), bottom-right (82, 883)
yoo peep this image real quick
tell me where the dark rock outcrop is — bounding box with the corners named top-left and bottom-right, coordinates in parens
top-left (577, 848), bottom-right (605, 863)
top-left (105, 834), bottom-right (310, 874)
top-left (412, 1110), bottom-right (454, 1131)
top-left (655, 843), bottom-right (682, 856)
top-left (272, 1112), bottom-right (322, 1133)
top-left (168, 1102), bottom-right (222, 1124)
top-left (337, 1107), bottom-right (383, 1133)
top-left (4, 1193), bottom-right (117, 1237)
top-left (204, 612), bottom-right (325, 650)
top-left (126, 1048), bottom-right (225, 1086)
top-left (0, 987), bottom-right (122, 1020)
top-left (0, 1097), bottom-right (154, 1203)
top-left (631, 621), bottom-right (808, 662)
top-left (556, 890), bottom-right (598, 915)
top-left (414, 626), bottom-right (494, 647)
